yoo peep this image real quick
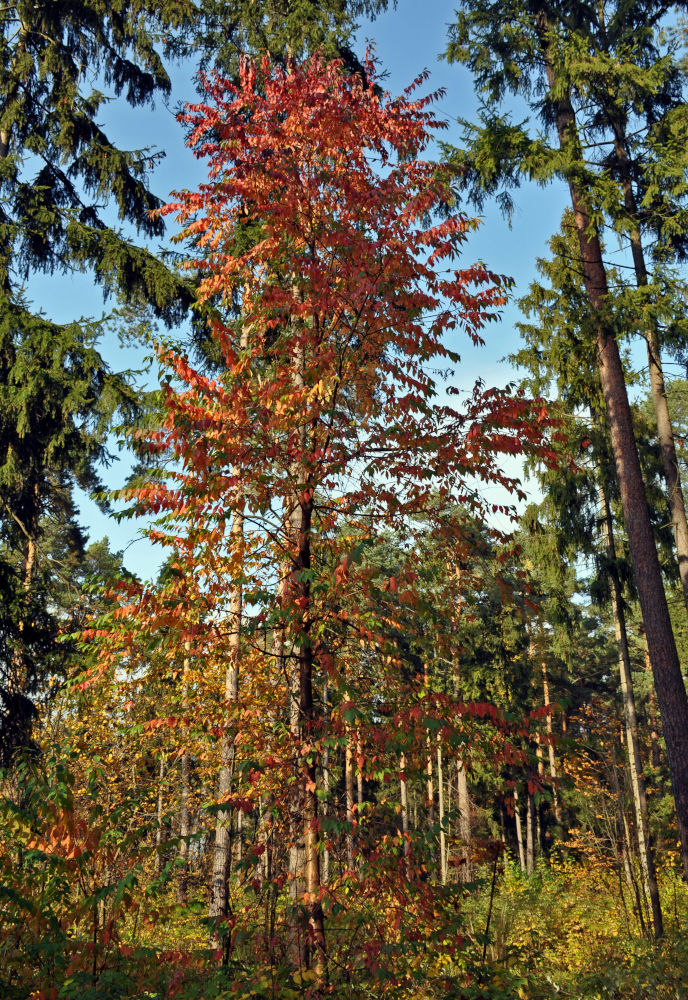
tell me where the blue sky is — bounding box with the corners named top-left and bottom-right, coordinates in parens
top-left (36, 0), bottom-right (576, 577)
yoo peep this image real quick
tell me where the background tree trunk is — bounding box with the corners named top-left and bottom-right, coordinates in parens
top-left (598, 474), bottom-right (663, 937)
top-left (536, 13), bottom-right (688, 879)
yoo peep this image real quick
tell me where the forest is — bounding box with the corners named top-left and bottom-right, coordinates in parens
top-left (4, 1), bottom-right (688, 998)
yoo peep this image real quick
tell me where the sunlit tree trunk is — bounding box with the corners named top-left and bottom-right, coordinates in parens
top-left (606, 108), bottom-right (688, 616)
top-left (437, 735), bottom-right (447, 884)
top-left (536, 6), bottom-right (688, 880)
top-left (208, 322), bottom-right (250, 952)
top-left (322, 680), bottom-right (330, 887)
top-left (400, 751), bottom-right (410, 876)
top-left (541, 658), bottom-right (561, 824)
top-left (287, 334), bottom-right (326, 983)
top-left (345, 721), bottom-right (355, 870)
top-left (514, 787), bottom-right (526, 873)
top-left (155, 752), bottom-right (166, 871)
top-left (610, 753), bottom-right (648, 938)
top-left (598, 473), bottom-right (663, 937)
top-left (457, 759), bottom-right (472, 882)
top-left (526, 776), bottom-right (535, 875)
top-left (178, 644), bottom-right (190, 903)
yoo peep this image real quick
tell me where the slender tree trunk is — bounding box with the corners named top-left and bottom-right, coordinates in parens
top-left (437, 735), bottom-right (447, 884)
top-left (155, 753), bottom-right (165, 871)
top-left (178, 646), bottom-right (190, 903)
top-left (233, 808), bottom-right (244, 869)
top-left (294, 495), bottom-right (326, 982)
top-left (541, 659), bottom-right (562, 824)
top-left (457, 759), bottom-right (472, 882)
top-left (606, 112), bottom-right (688, 615)
top-left (11, 484), bottom-right (40, 689)
top-left (598, 472), bottom-right (663, 936)
top-left (536, 11), bottom-right (688, 879)
top-left (288, 626), bottom-right (307, 969)
top-left (208, 322), bottom-right (249, 950)
top-left (645, 645), bottom-right (664, 780)
top-left (526, 777), bottom-right (536, 875)
top-left (536, 737), bottom-right (544, 781)
top-left (400, 751), bottom-right (410, 876)
top-left (322, 680), bottom-right (330, 888)
top-left (287, 331), bottom-right (326, 983)
top-left (514, 788), bottom-right (526, 873)
top-left (345, 724), bottom-right (355, 870)
top-left (610, 755), bottom-right (648, 938)
top-left (208, 500), bottom-right (244, 951)
top-left (425, 734), bottom-right (435, 827)
top-left (356, 729), bottom-right (364, 809)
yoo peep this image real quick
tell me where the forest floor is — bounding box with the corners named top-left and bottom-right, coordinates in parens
top-left (119, 856), bottom-right (688, 1000)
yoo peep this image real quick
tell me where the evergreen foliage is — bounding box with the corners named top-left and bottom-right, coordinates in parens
top-left (0, 1), bottom-right (198, 758)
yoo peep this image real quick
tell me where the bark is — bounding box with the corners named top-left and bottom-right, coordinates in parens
top-left (155, 753), bottom-right (165, 870)
top-left (345, 724), bottom-right (355, 870)
top-left (425, 734), bottom-right (435, 827)
top-left (541, 659), bottom-right (562, 824)
top-left (287, 626), bottom-right (307, 970)
top-left (287, 332), bottom-right (326, 982)
top-left (536, 8), bottom-right (688, 880)
top-left (525, 784), bottom-right (536, 875)
top-left (605, 106), bottom-right (688, 616)
top-left (233, 808), bottom-right (244, 869)
top-left (322, 681), bottom-right (330, 888)
top-left (356, 729), bottom-right (364, 808)
top-left (208, 324), bottom-right (249, 948)
top-left (457, 759), bottom-right (472, 882)
top-left (610, 754), bottom-right (648, 938)
top-left (598, 475), bottom-right (663, 937)
top-left (400, 751), bottom-right (410, 876)
top-left (294, 495), bottom-right (327, 981)
top-left (178, 646), bottom-right (190, 903)
top-left (208, 506), bottom-right (242, 950)
top-left (437, 735), bottom-right (447, 884)
top-left (514, 788), bottom-right (526, 873)
top-left (645, 646), bottom-right (664, 780)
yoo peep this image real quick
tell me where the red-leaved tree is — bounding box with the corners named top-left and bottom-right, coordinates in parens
top-left (85, 53), bottom-right (557, 990)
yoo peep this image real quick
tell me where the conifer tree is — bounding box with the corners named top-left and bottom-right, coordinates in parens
top-left (0, 1), bottom-right (197, 756)
top-left (189, 1), bottom-right (391, 75)
top-left (514, 218), bottom-right (668, 933)
top-left (444, 0), bottom-right (688, 881)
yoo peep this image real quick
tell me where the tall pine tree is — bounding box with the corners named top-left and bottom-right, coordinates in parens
top-left (444, 0), bottom-right (688, 881)
top-left (0, 1), bottom-right (197, 757)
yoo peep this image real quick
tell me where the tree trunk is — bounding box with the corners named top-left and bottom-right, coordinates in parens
top-left (526, 778), bottom-right (536, 875)
top-left (400, 751), bottom-right (410, 876)
top-left (322, 680), bottom-right (330, 888)
top-left (607, 111), bottom-right (688, 616)
top-left (287, 625), bottom-right (307, 969)
top-left (610, 753), bottom-right (648, 938)
top-left (155, 753), bottom-right (165, 871)
top-left (536, 9), bottom-right (688, 879)
top-left (294, 495), bottom-right (327, 982)
top-left (425, 733), bottom-right (435, 827)
top-left (514, 788), bottom-right (526, 873)
top-left (178, 645), bottom-right (190, 903)
top-left (208, 321), bottom-right (249, 951)
top-left (437, 735), bottom-right (447, 884)
top-left (598, 474), bottom-right (663, 936)
top-left (541, 659), bottom-right (562, 824)
top-left (287, 331), bottom-right (326, 983)
top-left (457, 759), bottom-right (472, 882)
top-left (345, 724), bottom-right (355, 870)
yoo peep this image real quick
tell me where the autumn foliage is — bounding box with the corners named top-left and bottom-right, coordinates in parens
top-left (2, 53), bottom-right (567, 1000)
